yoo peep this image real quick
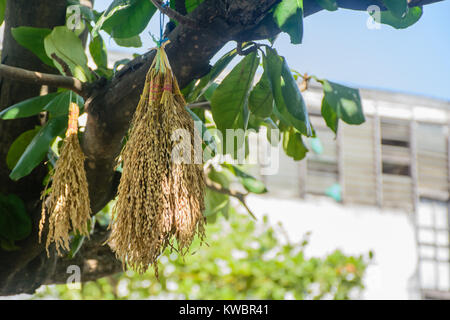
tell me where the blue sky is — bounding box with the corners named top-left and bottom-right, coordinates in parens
top-left (94, 0), bottom-right (450, 101)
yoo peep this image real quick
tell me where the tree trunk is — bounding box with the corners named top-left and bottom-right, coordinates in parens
top-left (0, 0), bottom-right (68, 295)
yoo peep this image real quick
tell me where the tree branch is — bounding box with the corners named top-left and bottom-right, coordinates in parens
top-left (149, 0), bottom-right (198, 28)
top-left (0, 63), bottom-right (90, 98)
top-left (44, 226), bottom-right (123, 285)
top-left (187, 101), bottom-right (211, 110)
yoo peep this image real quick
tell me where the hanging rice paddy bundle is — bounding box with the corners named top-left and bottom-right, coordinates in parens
top-left (39, 102), bottom-right (91, 255)
top-left (108, 43), bottom-right (205, 274)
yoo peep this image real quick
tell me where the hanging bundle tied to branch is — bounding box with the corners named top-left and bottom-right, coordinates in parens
top-left (39, 102), bottom-right (91, 255)
top-left (108, 42), bottom-right (206, 274)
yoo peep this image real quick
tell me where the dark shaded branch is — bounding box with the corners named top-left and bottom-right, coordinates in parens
top-left (0, 63), bottom-right (89, 98)
top-left (174, 0), bottom-right (187, 15)
top-left (187, 101), bottom-right (211, 110)
top-left (50, 53), bottom-right (73, 77)
top-left (149, 0), bottom-right (198, 28)
top-left (44, 226), bottom-right (123, 285)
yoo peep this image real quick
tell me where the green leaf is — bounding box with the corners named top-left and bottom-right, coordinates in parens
top-left (283, 127), bottom-right (308, 161)
top-left (313, 0), bottom-right (338, 11)
top-left (208, 167), bottom-right (230, 188)
top-left (0, 93), bottom-right (59, 119)
top-left (0, 193), bottom-right (31, 241)
top-left (204, 188), bottom-right (230, 219)
top-left (94, 0), bottom-right (156, 39)
top-left (68, 234), bottom-right (86, 259)
top-left (211, 51), bottom-right (259, 132)
top-left (6, 127), bottom-right (41, 170)
top-left (264, 47), bottom-right (286, 124)
top-left (249, 71), bottom-right (274, 118)
top-left (187, 48), bottom-right (238, 103)
top-left (321, 97), bottom-right (338, 133)
top-left (10, 115), bottom-right (68, 181)
top-left (89, 35), bottom-right (108, 68)
top-left (280, 58), bottom-right (312, 136)
top-left (186, 107), bottom-right (218, 158)
top-left (273, 0), bottom-right (304, 44)
top-left (262, 117), bottom-right (280, 145)
top-left (0, 0), bottom-right (6, 25)
top-left (226, 164), bottom-right (267, 194)
top-left (372, 6), bottom-right (423, 29)
top-left (44, 26), bottom-right (92, 81)
top-left (264, 47), bottom-right (312, 136)
top-left (11, 27), bottom-right (55, 68)
top-left (203, 83), bottom-right (219, 102)
top-left (43, 91), bottom-right (84, 117)
top-left (382, 0), bottom-right (408, 19)
top-left (114, 35), bottom-right (142, 48)
top-left (320, 80), bottom-right (365, 125)
top-left (204, 168), bottom-right (231, 218)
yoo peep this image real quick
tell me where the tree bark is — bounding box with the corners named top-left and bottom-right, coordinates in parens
top-left (0, 0), bottom-right (68, 295)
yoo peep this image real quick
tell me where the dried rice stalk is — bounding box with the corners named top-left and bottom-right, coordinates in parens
top-left (108, 43), bottom-right (205, 274)
top-left (39, 102), bottom-right (91, 255)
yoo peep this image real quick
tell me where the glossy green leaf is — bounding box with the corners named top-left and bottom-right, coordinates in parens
top-left (249, 71), bottom-right (274, 118)
top-left (314, 0), bottom-right (338, 11)
top-left (114, 35), bottom-right (142, 48)
top-left (43, 91), bottom-right (84, 117)
top-left (273, 0), bottom-right (304, 44)
top-left (11, 27), bottom-right (54, 68)
top-left (6, 127), bottom-right (41, 170)
top-left (0, 193), bottom-right (31, 241)
top-left (320, 80), bottom-right (365, 125)
top-left (94, 0), bottom-right (156, 39)
top-left (321, 97), bottom-right (338, 133)
top-left (89, 35), bottom-right (108, 68)
top-left (204, 168), bottom-right (231, 218)
top-left (262, 117), bottom-right (281, 146)
top-left (382, 0), bottom-right (408, 19)
top-left (204, 188), bottom-right (230, 219)
top-left (211, 51), bottom-right (259, 132)
top-left (44, 26), bottom-right (91, 81)
top-left (186, 107), bottom-right (218, 158)
top-left (0, 93), bottom-right (59, 119)
top-left (265, 47), bottom-right (312, 136)
top-left (10, 115), bottom-right (68, 181)
top-left (226, 164), bottom-right (267, 194)
top-left (264, 47), bottom-right (288, 124)
top-left (372, 6), bottom-right (423, 29)
top-left (68, 234), bottom-right (86, 259)
top-left (280, 58), bottom-right (312, 136)
top-left (283, 127), bottom-right (308, 161)
top-left (203, 83), bottom-right (218, 102)
top-left (187, 48), bottom-right (238, 103)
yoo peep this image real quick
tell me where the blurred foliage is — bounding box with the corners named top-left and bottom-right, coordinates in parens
top-left (33, 211), bottom-right (372, 300)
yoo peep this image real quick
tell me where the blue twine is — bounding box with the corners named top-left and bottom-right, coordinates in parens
top-left (158, 1), bottom-right (170, 47)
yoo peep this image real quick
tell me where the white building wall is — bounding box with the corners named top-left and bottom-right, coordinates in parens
top-left (246, 194), bottom-right (419, 299)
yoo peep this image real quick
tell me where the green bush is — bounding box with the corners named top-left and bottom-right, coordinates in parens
top-left (33, 212), bottom-right (372, 300)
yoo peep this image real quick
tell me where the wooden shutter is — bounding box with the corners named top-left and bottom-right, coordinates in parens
top-left (341, 116), bottom-right (377, 205)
